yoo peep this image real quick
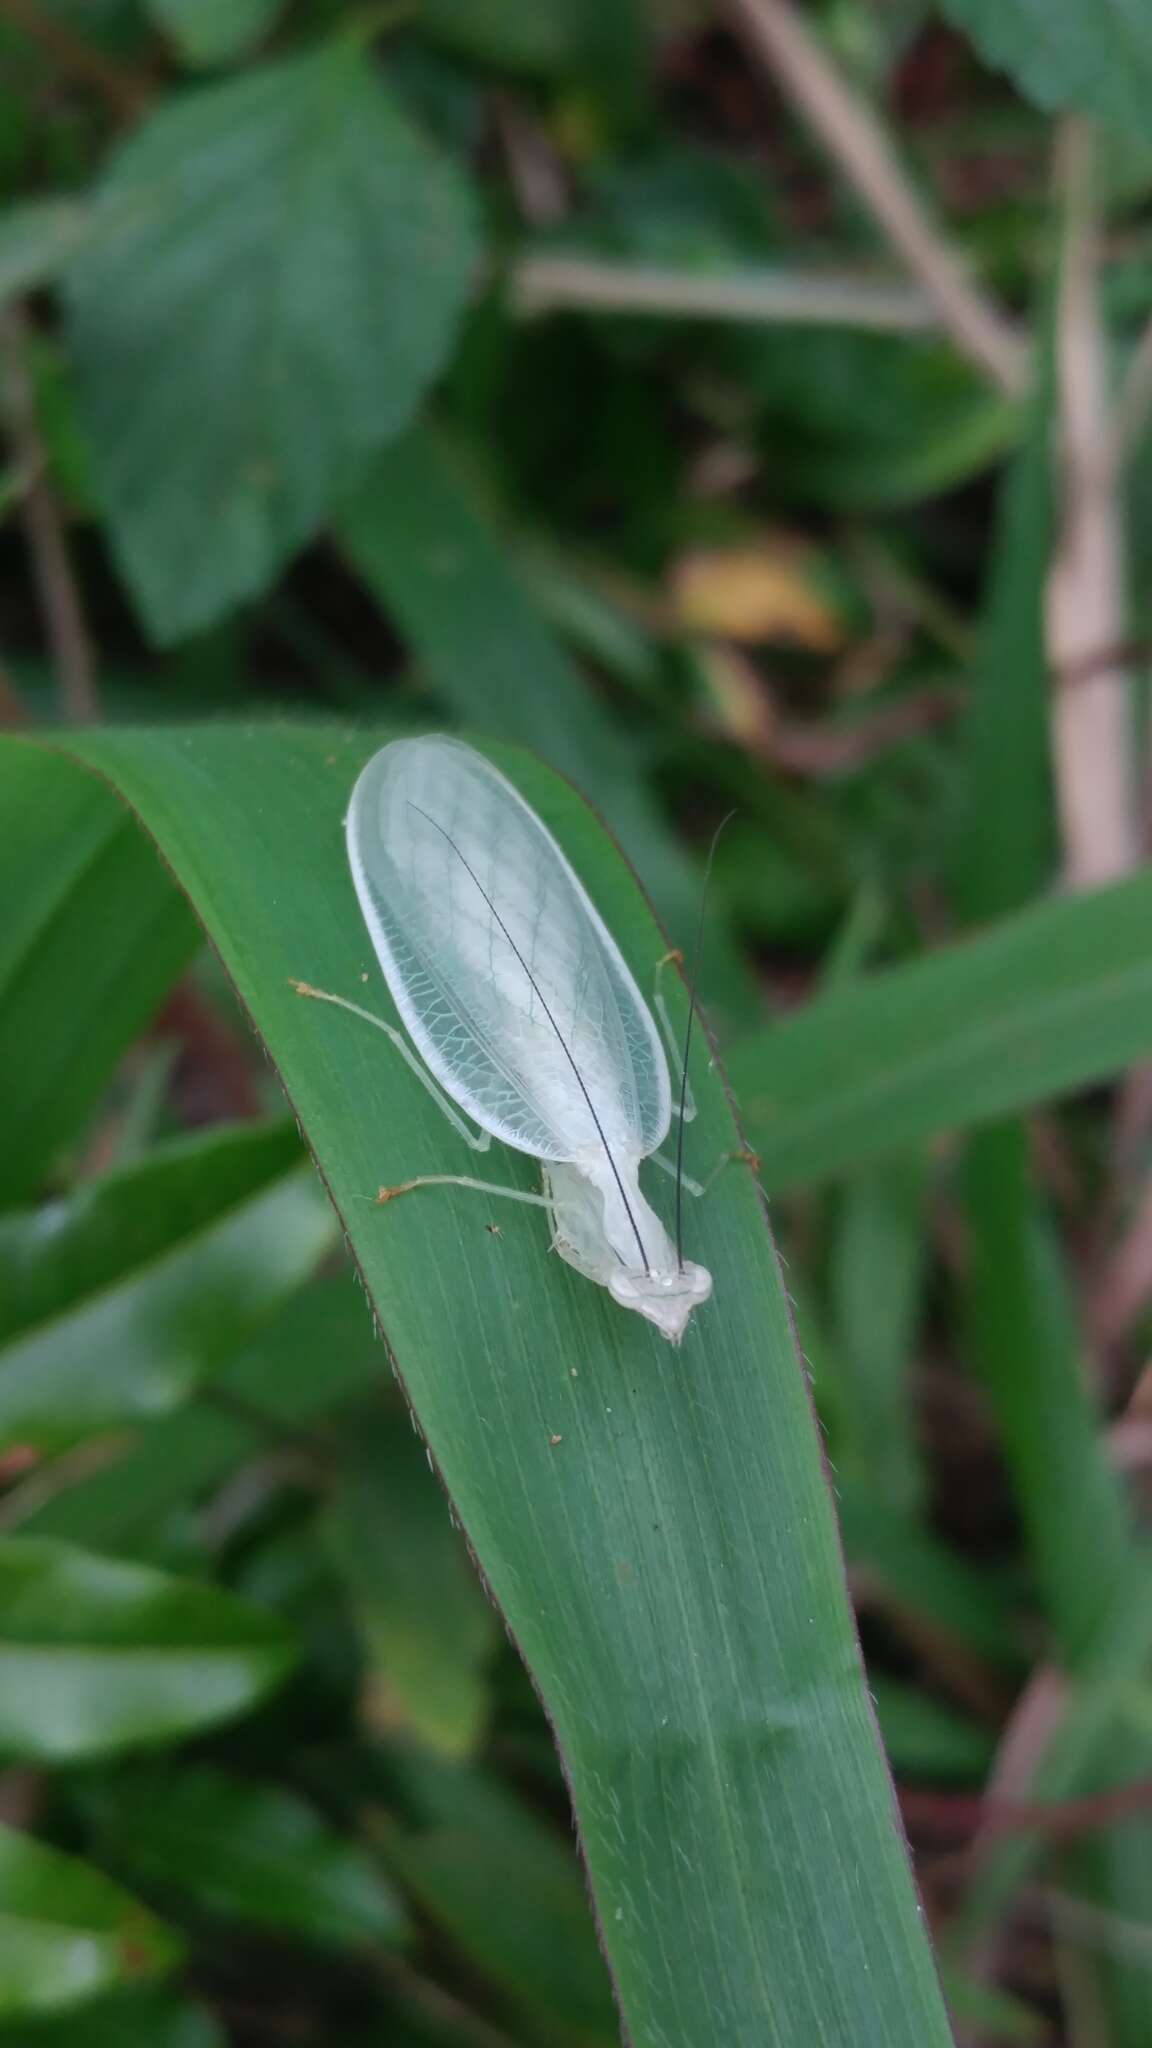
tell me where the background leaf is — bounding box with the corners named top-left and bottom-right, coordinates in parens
top-left (337, 429), bottom-right (758, 1024)
top-left (0, 1826), bottom-right (179, 2021)
top-left (147, 0), bottom-right (285, 69)
top-left (64, 45), bottom-right (476, 641)
top-left (324, 1407), bottom-right (496, 1758)
top-left (0, 747), bottom-right (198, 1210)
top-left (0, 1120), bottom-right (335, 1454)
top-left (728, 867), bottom-right (1152, 1190)
top-left (18, 1273), bottom-right (382, 1556)
top-left (90, 1765), bottom-right (405, 1950)
top-left (939, 0), bottom-right (1152, 135)
top-left (370, 1747), bottom-right (619, 2044)
top-left (0, 1537), bottom-right (294, 1761)
top-left (0, 1988), bottom-right (222, 2048)
top-left (0, 1988), bottom-right (223, 2048)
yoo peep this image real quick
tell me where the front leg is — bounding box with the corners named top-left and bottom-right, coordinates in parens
top-left (290, 981), bottom-right (491, 1152)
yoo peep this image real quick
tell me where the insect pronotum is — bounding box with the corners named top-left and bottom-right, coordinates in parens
top-left (294, 735), bottom-right (714, 1342)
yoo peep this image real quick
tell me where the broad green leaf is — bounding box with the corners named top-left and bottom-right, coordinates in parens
top-left (65, 46), bottom-right (476, 642)
top-left (0, 1987), bottom-right (221, 2047)
top-left (148, 0), bottom-right (284, 67)
top-left (728, 866), bottom-right (1152, 1191)
top-left (37, 723), bottom-right (952, 2048)
top-left (19, 1274), bottom-right (382, 1554)
top-left (324, 1408), bottom-right (495, 1757)
top-left (0, 747), bottom-right (198, 1209)
top-left (92, 1766), bottom-right (405, 1949)
top-left (0, 1537), bottom-right (293, 1762)
top-left (0, 1826), bottom-right (178, 2021)
top-left (0, 1121), bottom-right (336, 1454)
top-left (0, 199), bottom-right (92, 304)
top-left (939, 0), bottom-right (1152, 137)
top-left (337, 428), bottom-right (758, 1024)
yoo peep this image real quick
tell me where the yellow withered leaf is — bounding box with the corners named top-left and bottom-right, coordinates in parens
top-left (672, 540), bottom-right (846, 651)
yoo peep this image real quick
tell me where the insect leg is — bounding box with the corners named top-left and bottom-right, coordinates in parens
top-left (648, 1148), bottom-right (704, 1198)
top-left (653, 952), bottom-right (697, 1122)
top-left (377, 1174), bottom-right (552, 1209)
top-left (289, 981), bottom-right (491, 1151)
top-left (649, 1146), bottom-right (760, 1199)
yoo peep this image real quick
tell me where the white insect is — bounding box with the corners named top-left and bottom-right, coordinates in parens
top-left (294, 736), bottom-right (713, 1342)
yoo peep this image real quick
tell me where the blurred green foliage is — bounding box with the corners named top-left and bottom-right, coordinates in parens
top-left (3, 0), bottom-right (1152, 2042)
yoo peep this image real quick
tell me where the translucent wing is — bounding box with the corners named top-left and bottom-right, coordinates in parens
top-left (346, 737), bottom-right (671, 1163)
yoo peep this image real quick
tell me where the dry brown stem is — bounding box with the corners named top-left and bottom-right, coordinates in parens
top-left (722, 0), bottom-right (1027, 394)
top-left (1046, 121), bottom-right (1138, 888)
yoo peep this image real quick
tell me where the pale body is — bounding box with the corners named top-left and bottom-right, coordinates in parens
top-left (337, 735), bottom-right (711, 1342)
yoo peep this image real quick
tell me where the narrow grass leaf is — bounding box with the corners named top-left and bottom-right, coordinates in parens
top-left (324, 1407), bottom-right (496, 1758)
top-left (0, 746), bottom-right (198, 1209)
top-left (336, 428), bottom-right (757, 1024)
top-left (728, 866), bottom-right (1152, 1191)
top-left (369, 1747), bottom-right (619, 2045)
top-left (41, 723), bottom-right (953, 2048)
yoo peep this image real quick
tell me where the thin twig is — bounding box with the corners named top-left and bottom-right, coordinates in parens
top-left (722, 0), bottom-right (1028, 394)
top-left (0, 0), bottom-right (150, 119)
top-left (963, 1665), bottom-right (1069, 1983)
top-left (901, 1771), bottom-right (1152, 1845)
top-left (512, 255), bottom-right (936, 332)
top-left (0, 307), bottom-right (99, 724)
top-left (1038, 1886), bottom-right (1152, 1964)
top-left (492, 96), bottom-right (568, 228)
top-left (1045, 121), bottom-right (1137, 888)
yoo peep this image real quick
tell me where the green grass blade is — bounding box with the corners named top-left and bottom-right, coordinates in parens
top-left (336, 427), bottom-right (757, 1024)
top-left (0, 1121), bottom-right (335, 1454)
top-left (728, 867), bottom-right (1152, 1191)
top-left (30, 724), bottom-right (953, 2048)
top-left (0, 745), bottom-right (199, 1209)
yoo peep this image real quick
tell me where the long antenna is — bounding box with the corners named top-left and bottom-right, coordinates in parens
top-left (675, 813), bottom-right (735, 1272)
top-left (409, 802), bottom-right (652, 1275)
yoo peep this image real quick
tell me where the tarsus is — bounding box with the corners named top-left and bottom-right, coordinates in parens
top-left (408, 801), bottom-right (652, 1275)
